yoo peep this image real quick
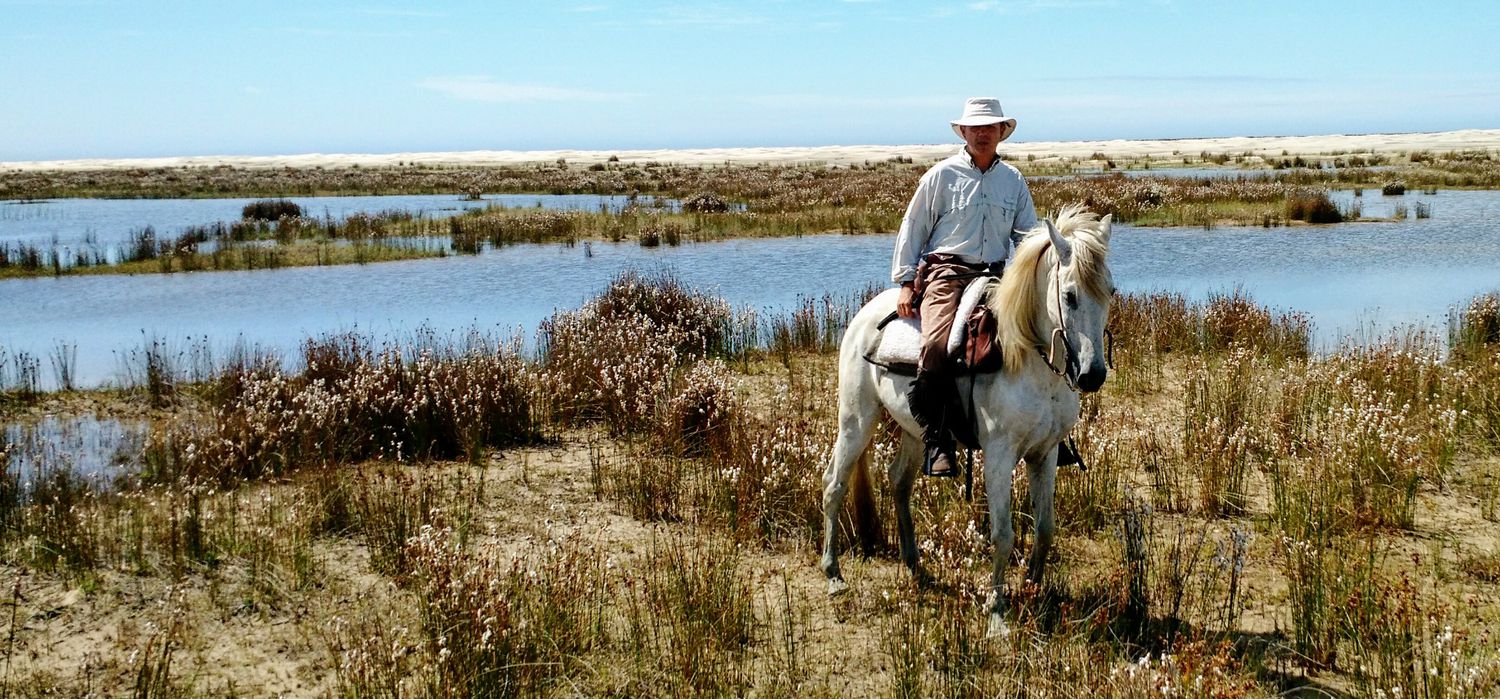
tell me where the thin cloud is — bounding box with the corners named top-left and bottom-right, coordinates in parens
top-left (967, 0), bottom-right (1117, 11)
top-left (418, 76), bottom-right (633, 103)
top-left (739, 94), bottom-right (953, 109)
top-left (1037, 74), bottom-right (1314, 84)
top-left (594, 4), bottom-right (767, 29)
top-left (284, 27), bottom-right (418, 39)
top-left (356, 8), bottom-right (448, 18)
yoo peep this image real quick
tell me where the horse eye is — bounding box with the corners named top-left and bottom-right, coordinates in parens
top-left (1064, 290), bottom-right (1078, 309)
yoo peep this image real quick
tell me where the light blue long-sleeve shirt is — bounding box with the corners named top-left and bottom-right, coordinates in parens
top-left (890, 149), bottom-right (1038, 284)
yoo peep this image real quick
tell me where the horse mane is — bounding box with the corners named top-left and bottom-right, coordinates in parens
top-left (988, 203), bottom-right (1113, 374)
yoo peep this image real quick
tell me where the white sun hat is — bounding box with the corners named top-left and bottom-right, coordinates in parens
top-left (950, 97), bottom-right (1017, 141)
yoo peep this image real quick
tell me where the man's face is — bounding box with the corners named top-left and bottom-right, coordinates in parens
top-left (960, 123), bottom-right (1003, 156)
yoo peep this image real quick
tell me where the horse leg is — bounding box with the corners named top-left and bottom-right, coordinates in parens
top-left (1026, 451), bottom-right (1060, 586)
top-left (821, 395), bottom-right (879, 595)
top-left (983, 446), bottom-right (1019, 637)
top-left (889, 431), bottom-right (924, 580)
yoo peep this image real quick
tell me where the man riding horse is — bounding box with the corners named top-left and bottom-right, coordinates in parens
top-left (893, 97), bottom-right (1036, 478)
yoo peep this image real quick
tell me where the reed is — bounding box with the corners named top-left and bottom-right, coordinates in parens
top-left (1183, 351), bottom-right (1263, 517)
top-left (404, 527), bottom-right (608, 698)
top-left (1450, 291), bottom-right (1500, 359)
top-left (1283, 191), bottom-right (1344, 223)
top-left (619, 535), bottom-right (759, 695)
top-left (1107, 289), bottom-right (1310, 363)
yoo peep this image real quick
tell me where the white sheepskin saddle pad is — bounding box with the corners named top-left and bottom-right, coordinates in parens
top-left (870, 279), bottom-right (994, 367)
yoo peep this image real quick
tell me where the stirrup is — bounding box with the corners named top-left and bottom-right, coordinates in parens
top-left (1057, 438), bottom-right (1084, 469)
top-left (923, 445), bottom-right (959, 478)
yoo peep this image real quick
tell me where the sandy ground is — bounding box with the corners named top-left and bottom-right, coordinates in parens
top-left (5, 129), bottom-right (1499, 172)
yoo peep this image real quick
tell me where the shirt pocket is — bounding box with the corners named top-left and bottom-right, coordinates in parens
top-left (940, 182), bottom-right (975, 216)
top-left (995, 192), bottom-right (1018, 223)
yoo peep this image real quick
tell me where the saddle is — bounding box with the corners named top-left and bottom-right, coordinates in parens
top-left (866, 277), bottom-right (1003, 376)
top-left (863, 277), bottom-right (1087, 470)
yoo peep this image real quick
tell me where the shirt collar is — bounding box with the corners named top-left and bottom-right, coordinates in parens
top-left (961, 147), bottom-right (998, 173)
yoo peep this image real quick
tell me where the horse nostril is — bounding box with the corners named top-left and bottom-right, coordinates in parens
top-left (1078, 369), bottom-right (1107, 393)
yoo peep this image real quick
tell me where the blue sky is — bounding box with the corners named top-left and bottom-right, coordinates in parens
top-left (3, 0), bottom-right (1496, 160)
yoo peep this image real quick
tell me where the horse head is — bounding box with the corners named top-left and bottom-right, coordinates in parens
top-left (990, 204), bottom-right (1115, 392)
top-left (1043, 212), bottom-right (1113, 391)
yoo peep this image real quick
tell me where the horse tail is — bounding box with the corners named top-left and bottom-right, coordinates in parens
top-left (849, 445), bottom-right (885, 556)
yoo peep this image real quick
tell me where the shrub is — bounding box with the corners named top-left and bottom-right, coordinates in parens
top-left (241, 199), bottom-right (303, 221)
top-left (147, 333), bottom-right (543, 486)
top-left (661, 360), bottom-right (739, 457)
top-left (1203, 289), bottom-right (1311, 359)
top-left (683, 192), bottom-right (730, 213)
top-left (1451, 292), bottom-right (1500, 355)
top-left (1284, 191), bottom-right (1343, 223)
top-left (540, 272), bottom-right (730, 433)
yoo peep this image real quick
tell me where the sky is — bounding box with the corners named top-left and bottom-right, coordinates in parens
top-left (2, 0), bottom-right (1497, 161)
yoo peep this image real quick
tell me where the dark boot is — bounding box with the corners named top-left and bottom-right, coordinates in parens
top-left (910, 373), bottom-right (958, 478)
top-left (1057, 438), bottom-right (1084, 468)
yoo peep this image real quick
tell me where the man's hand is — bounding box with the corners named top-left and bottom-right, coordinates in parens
top-left (897, 282), bottom-right (918, 319)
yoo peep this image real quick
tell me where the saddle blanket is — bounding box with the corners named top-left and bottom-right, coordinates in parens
top-left (870, 278), bottom-right (994, 368)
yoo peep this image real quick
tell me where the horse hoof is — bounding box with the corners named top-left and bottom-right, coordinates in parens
top-left (912, 568), bottom-right (935, 588)
top-left (987, 613), bottom-right (1011, 639)
top-left (828, 578), bottom-right (849, 596)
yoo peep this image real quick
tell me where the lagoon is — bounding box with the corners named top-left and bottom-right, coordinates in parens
top-left (1, 188), bottom-right (1494, 389)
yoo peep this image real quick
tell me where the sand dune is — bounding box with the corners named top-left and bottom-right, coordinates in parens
top-left (5, 129), bottom-right (1498, 172)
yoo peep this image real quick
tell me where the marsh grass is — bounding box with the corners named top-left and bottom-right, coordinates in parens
top-left (0, 347), bottom-right (42, 402)
top-left (9, 281), bottom-right (1500, 695)
top-left (46, 342), bottom-right (76, 393)
top-left (1450, 292), bottom-right (1500, 358)
top-left (6, 157), bottom-right (1470, 275)
top-left (141, 330), bottom-right (543, 487)
top-left (353, 468), bottom-right (454, 578)
top-left (540, 271), bottom-right (729, 433)
top-left (0, 211), bottom-right (446, 279)
top-left (1109, 290), bottom-right (1310, 361)
top-left (1283, 191), bottom-right (1344, 223)
top-left (395, 527), bottom-right (603, 697)
top-left (1183, 349), bottom-right (1265, 517)
top-left (617, 535), bottom-right (759, 694)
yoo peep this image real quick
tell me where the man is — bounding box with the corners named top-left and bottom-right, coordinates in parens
top-left (892, 97), bottom-right (1038, 477)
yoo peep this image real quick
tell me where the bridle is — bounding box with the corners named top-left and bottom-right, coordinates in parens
top-left (1036, 248), bottom-right (1113, 392)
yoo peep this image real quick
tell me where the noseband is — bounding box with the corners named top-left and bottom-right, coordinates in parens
top-left (1037, 253), bottom-right (1080, 391)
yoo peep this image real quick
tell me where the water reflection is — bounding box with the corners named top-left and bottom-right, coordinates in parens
top-left (0, 193), bottom-right (675, 248)
top-left (1, 189), bottom-right (1496, 388)
top-left (2, 416), bottom-right (146, 492)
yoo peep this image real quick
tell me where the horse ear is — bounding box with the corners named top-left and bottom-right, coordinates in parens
top-left (1046, 218), bottom-right (1072, 266)
top-left (1099, 214), bottom-right (1113, 244)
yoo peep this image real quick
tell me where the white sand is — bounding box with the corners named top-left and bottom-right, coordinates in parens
top-left (5, 129), bottom-right (1499, 172)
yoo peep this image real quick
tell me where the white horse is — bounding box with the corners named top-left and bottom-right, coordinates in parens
top-left (820, 204), bottom-right (1114, 637)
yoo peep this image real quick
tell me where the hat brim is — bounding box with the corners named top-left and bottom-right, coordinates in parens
top-left (951, 118), bottom-right (1017, 142)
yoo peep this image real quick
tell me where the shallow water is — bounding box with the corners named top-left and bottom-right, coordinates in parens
top-left (2, 416), bottom-right (147, 491)
top-left (0, 188), bottom-right (1494, 389)
top-left (0, 193), bottom-right (674, 248)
